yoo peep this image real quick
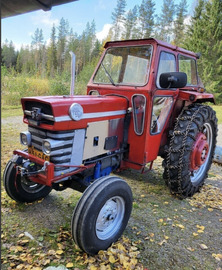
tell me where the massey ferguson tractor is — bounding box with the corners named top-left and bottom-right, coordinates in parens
top-left (3, 38), bottom-right (218, 255)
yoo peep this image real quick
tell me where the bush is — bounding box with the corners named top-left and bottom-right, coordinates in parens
top-left (49, 73), bottom-right (70, 96)
top-left (1, 73), bottom-right (49, 106)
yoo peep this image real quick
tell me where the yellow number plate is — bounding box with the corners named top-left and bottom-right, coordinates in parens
top-left (28, 146), bottom-right (50, 161)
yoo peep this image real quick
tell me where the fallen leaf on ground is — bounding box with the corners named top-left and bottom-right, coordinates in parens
top-left (176, 224), bottom-right (185, 229)
top-left (189, 185), bottom-right (222, 210)
top-left (212, 253), bottom-right (222, 261)
top-left (66, 262), bottom-right (74, 268)
top-left (109, 255), bottom-right (117, 263)
top-left (158, 239), bottom-right (167, 246)
top-left (56, 249), bottom-right (63, 255)
top-left (199, 244), bottom-right (208, 250)
top-left (196, 225), bottom-right (205, 230)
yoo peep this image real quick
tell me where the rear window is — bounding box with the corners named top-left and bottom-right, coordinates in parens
top-left (179, 55), bottom-right (198, 85)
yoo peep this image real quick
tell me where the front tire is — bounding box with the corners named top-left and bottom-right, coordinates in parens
top-left (163, 104), bottom-right (217, 198)
top-left (3, 160), bottom-right (52, 203)
top-left (71, 176), bottom-right (132, 255)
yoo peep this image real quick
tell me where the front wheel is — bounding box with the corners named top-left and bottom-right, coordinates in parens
top-left (71, 176), bottom-right (133, 255)
top-left (163, 104), bottom-right (217, 198)
top-left (3, 160), bottom-right (52, 203)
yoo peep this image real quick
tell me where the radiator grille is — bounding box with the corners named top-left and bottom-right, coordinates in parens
top-left (28, 126), bottom-right (75, 176)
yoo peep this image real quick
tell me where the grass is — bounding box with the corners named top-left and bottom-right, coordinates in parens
top-left (2, 75), bottom-right (50, 106)
top-left (1, 105), bottom-right (23, 118)
top-left (212, 105), bottom-right (222, 124)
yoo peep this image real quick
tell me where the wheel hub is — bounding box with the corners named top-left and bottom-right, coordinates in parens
top-left (96, 196), bottom-right (125, 240)
top-left (97, 200), bottom-right (117, 230)
top-left (190, 133), bottom-right (209, 171)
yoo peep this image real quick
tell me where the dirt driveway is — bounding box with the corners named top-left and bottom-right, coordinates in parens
top-left (1, 116), bottom-right (222, 270)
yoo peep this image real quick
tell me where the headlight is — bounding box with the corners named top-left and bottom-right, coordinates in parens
top-left (42, 138), bottom-right (72, 156)
top-left (42, 140), bottom-right (51, 155)
top-left (20, 131), bottom-right (31, 146)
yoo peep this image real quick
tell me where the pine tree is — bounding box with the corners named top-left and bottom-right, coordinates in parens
top-left (91, 39), bottom-right (101, 59)
top-left (47, 25), bottom-right (57, 76)
top-left (156, 0), bottom-right (176, 42)
top-left (185, 0), bottom-right (222, 100)
top-left (173, 0), bottom-right (188, 46)
top-left (31, 28), bottom-right (44, 72)
top-left (131, 6), bottom-right (140, 39)
top-left (31, 28), bottom-right (44, 49)
top-left (67, 29), bottom-right (81, 74)
top-left (16, 52), bottom-right (22, 72)
top-left (139, 0), bottom-right (156, 38)
top-left (57, 17), bottom-right (69, 73)
top-left (2, 40), bottom-right (17, 68)
top-left (111, 0), bottom-right (126, 40)
top-left (123, 6), bottom-right (138, 40)
top-left (202, 0), bottom-right (222, 97)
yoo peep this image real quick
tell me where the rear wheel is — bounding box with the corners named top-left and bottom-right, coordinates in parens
top-left (71, 175), bottom-right (132, 255)
top-left (3, 160), bottom-right (52, 203)
top-left (163, 104), bottom-right (217, 198)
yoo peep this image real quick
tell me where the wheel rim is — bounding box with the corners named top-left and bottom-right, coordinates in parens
top-left (96, 196), bottom-right (125, 240)
top-left (20, 175), bottom-right (45, 193)
top-left (191, 123), bottom-right (213, 184)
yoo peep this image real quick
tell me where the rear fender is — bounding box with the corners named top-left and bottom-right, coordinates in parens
top-left (178, 91), bottom-right (215, 104)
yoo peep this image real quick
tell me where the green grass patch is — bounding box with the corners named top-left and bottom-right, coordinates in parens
top-left (212, 105), bottom-right (222, 124)
top-left (2, 75), bottom-right (50, 106)
top-left (1, 105), bottom-right (23, 118)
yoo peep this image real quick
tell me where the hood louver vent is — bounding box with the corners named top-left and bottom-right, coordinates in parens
top-left (24, 101), bottom-right (54, 125)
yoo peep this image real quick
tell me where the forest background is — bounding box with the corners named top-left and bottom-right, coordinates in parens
top-left (1, 0), bottom-right (222, 107)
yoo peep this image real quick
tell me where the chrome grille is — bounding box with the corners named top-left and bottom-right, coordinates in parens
top-left (28, 126), bottom-right (75, 176)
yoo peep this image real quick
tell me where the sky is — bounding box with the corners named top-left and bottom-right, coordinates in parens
top-left (1, 0), bottom-right (196, 50)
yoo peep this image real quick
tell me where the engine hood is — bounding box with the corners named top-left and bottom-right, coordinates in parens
top-left (21, 95), bottom-right (128, 130)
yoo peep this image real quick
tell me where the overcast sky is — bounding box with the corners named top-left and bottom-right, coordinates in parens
top-left (2, 0), bottom-right (195, 50)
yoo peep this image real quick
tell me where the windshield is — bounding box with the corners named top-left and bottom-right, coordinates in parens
top-left (93, 45), bottom-right (152, 86)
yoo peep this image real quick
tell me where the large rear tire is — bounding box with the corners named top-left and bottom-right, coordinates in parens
top-left (71, 175), bottom-right (132, 255)
top-left (163, 104), bottom-right (217, 198)
top-left (3, 160), bottom-right (52, 203)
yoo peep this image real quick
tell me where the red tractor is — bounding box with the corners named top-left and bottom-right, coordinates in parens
top-left (3, 38), bottom-right (217, 255)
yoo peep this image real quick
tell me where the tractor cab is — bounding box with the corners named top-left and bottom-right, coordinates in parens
top-left (87, 38), bottom-right (213, 170)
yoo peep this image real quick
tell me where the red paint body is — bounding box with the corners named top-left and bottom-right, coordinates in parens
top-left (16, 38), bottom-right (214, 186)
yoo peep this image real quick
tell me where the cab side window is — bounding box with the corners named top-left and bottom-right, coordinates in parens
top-left (156, 52), bottom-right (176, 88)
top-left (179, 55), bottom-right (198, 85)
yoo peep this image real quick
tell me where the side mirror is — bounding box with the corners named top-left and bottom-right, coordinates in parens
top-left (159, 72), bottom-right (187, 89)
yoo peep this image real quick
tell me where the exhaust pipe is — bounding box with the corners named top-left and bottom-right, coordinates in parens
top-left (69, 51), bottom-right (75, 96)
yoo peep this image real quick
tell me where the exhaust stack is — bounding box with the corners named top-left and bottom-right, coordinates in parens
top-left (69, 51), bottom-right (75, 96)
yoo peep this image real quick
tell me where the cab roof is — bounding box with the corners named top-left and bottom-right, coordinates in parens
top-left (104, 38), bottom-right (198, 58)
